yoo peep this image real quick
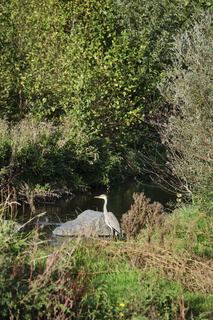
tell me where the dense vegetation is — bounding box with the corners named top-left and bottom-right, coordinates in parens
top-left (0, 195), bottom-right (212, 319)
top-left (0, 0), bottom-right (212, 194)
top-left (0, 1), bottom-right (212, 318)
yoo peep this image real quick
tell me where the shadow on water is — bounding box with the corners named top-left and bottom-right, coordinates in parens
top-left (18, 179), bottom-right (176, 236)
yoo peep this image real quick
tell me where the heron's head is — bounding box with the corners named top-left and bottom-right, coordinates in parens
top-left (94, 194), bottom-right (107, 201)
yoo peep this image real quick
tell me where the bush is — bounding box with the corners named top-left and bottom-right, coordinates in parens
top-left (158, 9), bottom-right (213, 203)
top-left (0, 116), bottom-right (124, 194)
top-left (121, 192), bottom-right (165, 241)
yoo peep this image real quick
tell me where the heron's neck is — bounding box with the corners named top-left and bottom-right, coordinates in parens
top-left (103, 198), bottom-right (107, 216)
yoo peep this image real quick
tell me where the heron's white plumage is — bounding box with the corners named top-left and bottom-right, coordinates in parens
top-left (94, 194), bottom-right (121, 236)
top-left (105, 210), bottom-right (121, 235)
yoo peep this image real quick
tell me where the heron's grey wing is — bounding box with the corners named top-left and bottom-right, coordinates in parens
top-left (106, 211), bottom-right (121, 234)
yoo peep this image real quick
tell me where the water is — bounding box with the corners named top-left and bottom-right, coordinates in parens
top-left (18, 179), bottom-right (175, 236)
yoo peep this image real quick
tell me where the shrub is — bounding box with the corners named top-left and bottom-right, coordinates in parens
top-left (0, 116), bottom-right (124, 193)
top-left (121, 192), bottom-right (165, 240)
top-left (158, 9), bottom-right (213, 203)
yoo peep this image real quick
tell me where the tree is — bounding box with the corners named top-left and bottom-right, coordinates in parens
top-left (1, 0), bottom-right (212, 189)
top-left (0, 0), bottom-right (69, 120)
top-left (0, 0), bottom-right (146, 135)
top-left (158, 9), bottom-right (213, 202)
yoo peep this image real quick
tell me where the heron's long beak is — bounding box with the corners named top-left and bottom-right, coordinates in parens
top-left (94, 196), bottom-right (100, 198)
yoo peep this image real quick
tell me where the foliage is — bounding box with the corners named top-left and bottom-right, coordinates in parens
top-left (0, 120), bottom-right (11, 172)
top-left (0, 0), bottom-right (147, 144)
top-left (0, 116), bottom-right (124, 190)
top-left (57, 215), bottom-right (213, 320)
top-left (0, 228), bottom-right (90, 319)
top-left (124, 192), bottom-right (213, 258)
top-left (121, 192), bottom-right (164, 241)
top-left (1, 0), bottom-right (211, 137)
top-left (147, 204), bottom-right (213, 259)
top-left (0, 0), bottom-right (68, 120)
top-left (0, 197), bottom-right (213, 320)
top-left (0, 1), bottom-right (213, 190)
top-left (116, 0), bottom-right (212, 107)
top-left (167, 206), bottom-right (213, 257)
top-left (158, 10), bottom-right (213, 203)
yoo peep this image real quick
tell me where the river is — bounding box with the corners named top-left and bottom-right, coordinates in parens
top-left (18, 179), bottom-right (176, 236)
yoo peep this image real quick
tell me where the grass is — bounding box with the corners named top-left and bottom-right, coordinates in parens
top-left (78, 238), bottom-right (212, 320)
top-left (0, 200), bottom-right (212, 319)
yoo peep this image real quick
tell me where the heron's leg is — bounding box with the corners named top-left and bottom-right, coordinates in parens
top-left (109, 227), bottom-right (113, 238)
top-left (112, 228), bottom-right (116, 240)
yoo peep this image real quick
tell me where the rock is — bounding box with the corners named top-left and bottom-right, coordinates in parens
top-left (52, 210), bottom-right (111, 237)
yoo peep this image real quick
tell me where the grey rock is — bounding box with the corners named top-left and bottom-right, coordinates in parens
top-left (52, 210), bottom-right (111, 236)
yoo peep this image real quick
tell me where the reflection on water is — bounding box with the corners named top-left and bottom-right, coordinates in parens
top-left (18, 179), bottom-right (175, 235)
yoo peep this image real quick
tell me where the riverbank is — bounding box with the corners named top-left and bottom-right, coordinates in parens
top-left (0, 198), bottom-right (212, 319)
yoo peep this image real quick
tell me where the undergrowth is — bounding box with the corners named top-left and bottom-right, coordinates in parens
top-left (0, 194), bottom-right (212, 319)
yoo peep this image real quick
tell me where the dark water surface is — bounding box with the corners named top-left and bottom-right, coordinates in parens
top-left (19, 179), bottom-right (175, 235)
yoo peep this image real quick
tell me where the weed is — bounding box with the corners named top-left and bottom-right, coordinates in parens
top-left (121, 192), bottom-right (165, 241)
top-left (0, 195), bottom-right (212, 319)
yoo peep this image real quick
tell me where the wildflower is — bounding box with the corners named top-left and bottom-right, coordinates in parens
top-left (119, 303), bottom-right (125, 307)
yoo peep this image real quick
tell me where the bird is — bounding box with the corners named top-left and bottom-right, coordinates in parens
top-left (94, 194), bottom-right (122, 237)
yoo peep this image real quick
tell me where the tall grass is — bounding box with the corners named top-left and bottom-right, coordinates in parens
top-left (0, 196), bottom-right (212, 320)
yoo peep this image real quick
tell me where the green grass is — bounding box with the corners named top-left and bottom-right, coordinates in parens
top-left (77, 240), bottom-right (213, 320)
top-left (0, 203), bottom-right (212, 319)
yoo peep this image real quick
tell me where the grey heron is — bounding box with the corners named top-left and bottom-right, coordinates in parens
top-left (94, 194), bottom-right (122, 237)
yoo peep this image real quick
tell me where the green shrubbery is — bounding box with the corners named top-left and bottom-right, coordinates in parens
top-left (0, 196), bottom-right (212, 319)
top-left (0, 2), bottom-right (212, 319)
top-left (1, 0), bottom-right (212, 194)
top-left (0, 116), bottom-right (124, 190)
top-left (158, 10), bottom-right (213, 205)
